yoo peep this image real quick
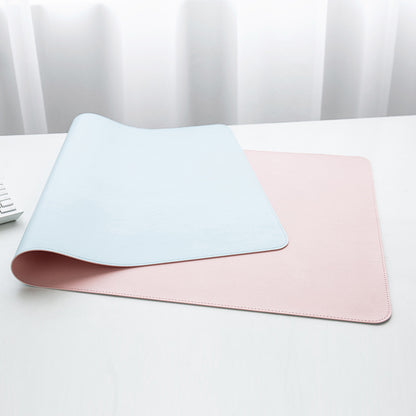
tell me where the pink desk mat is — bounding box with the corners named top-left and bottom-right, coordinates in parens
top-left (12, 151), bottom-right (391, 323)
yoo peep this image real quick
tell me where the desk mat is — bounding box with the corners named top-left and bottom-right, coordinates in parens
top-left (12, 150), bottom-right (391, 324)
top-left (12, 114), bottom-right (287, 267)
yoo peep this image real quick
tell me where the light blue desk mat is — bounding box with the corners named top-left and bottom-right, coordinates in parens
top-left (17, 114), bottom-right (288, 266)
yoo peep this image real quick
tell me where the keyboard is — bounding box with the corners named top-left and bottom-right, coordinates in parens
top-left (0, 180), bottom-right (23, 225)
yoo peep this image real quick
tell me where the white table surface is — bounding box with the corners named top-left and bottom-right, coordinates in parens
top-left (1, 116), bottom-right (415, 416)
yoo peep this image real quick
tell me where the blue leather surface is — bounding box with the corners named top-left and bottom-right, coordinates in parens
top-left (16, 114), bottom-right (288, 266)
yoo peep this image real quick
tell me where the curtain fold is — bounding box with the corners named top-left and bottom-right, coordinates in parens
top-left (4, 0), bottom-right (47, 133)
top-left (0, 0), bottom-right (415, 135)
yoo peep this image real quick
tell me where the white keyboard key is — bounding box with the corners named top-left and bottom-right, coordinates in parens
top-left (0, 206), bottom-right (16, 214)
top-left (1, 199), bottom-right (13, 207)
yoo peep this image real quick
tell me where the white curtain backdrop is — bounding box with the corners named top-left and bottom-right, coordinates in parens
top-left (1, 0), bottom-right (416, 135)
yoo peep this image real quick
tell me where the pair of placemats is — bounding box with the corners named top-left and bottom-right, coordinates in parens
top-left (12, 114), bottom-right (391, 324)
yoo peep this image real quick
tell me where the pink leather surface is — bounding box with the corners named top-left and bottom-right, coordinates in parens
top-left (12, 151), bottom-right (391, 323)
